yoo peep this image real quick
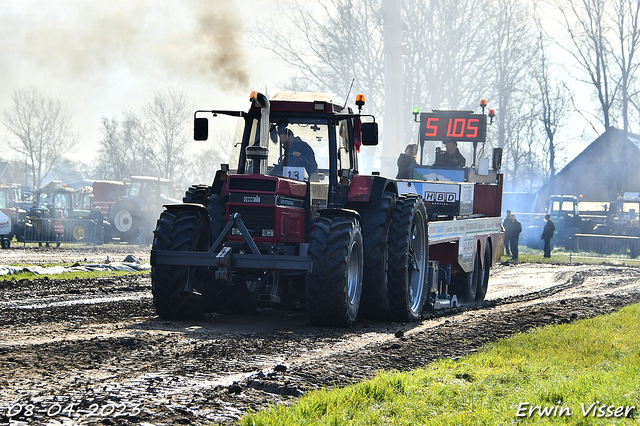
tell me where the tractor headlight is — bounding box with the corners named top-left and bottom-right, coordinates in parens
top-left (231, 227), bottom-right (242, 236)
top-left (262, 229), bottom-right (275, 237)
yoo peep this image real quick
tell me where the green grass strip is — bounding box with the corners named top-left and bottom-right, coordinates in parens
top-left (0, 269), bottom-right (148, 281)
top-left (239, 303), bottom-right (640, 425)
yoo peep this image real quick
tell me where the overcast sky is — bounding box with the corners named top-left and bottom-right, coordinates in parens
top-left (0, 0), bottom-right (289, 160)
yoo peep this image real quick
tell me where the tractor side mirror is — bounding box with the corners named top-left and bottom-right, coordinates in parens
top-left (194, 117), bottom-right (209, 141)
top-left (492, 147), bottom-right (503, 170)
top-left (361, 122), bottom-right (378, 146)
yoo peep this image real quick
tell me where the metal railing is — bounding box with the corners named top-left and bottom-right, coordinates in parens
top-left (21, 217), bottom-right (104, 246)
top-left (568, 233), bottom-right (640, 262)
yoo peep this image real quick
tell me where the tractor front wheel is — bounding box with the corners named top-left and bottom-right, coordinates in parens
top-left (306, 216), bottom-right (363, 327)
top-left (151, 208), bottom-right (212, 320)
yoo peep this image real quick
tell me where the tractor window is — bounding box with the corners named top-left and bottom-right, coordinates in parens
top-left (159, 183), bottom-right (171, 200)
top-left (266, 117), bottom-right (330, 182)
top-left (55, 193), bottom-right (72, 210)
top-left (129, 182), bottom-right (142, 197)
top-left (620, 202), bottom-right (639, 219)
top-left (336, 119), bottom-right (351, 172)
top-left (0, 191), bottom-right (7, 209)
top-left (550, 200), bottom-right (575, 213)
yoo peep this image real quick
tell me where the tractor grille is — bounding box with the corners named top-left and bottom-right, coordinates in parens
top-left (228, 205), bottom-right (276, 237)
top-left (229, 177), bottom-right (276, 192)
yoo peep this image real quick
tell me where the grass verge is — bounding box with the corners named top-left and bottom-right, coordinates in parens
top-left (0, 269), bottom-right (148, 282)
top-left (239, 303), bottom-right (640, 425)
top-left (501, 246), bottom-right (640, 266)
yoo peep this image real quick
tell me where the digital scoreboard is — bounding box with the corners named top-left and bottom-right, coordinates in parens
top-left (419, 111), bottom-right (487, 143)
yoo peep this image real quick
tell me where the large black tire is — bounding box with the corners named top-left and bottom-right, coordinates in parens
top-left (387, 196), bottom-right (428, 322)
top-left (151, 208), bottom-right (212, 320)
top-left (358, 194), bottom-right (395, 320)
top-left (452, 248), bottom-right (481, 304)
top-left (475, 242), bottom-right (491, 302)
top-left (71, 222), bottom-right (87, 242)
top-left (111, 204), bottom-right (140, 243)
top-left (183, 185), bottom-right (212, 204)
top-left (1, 238), bottom-right (10, 249)
top-left (306, 216), bottom-right (363, 327)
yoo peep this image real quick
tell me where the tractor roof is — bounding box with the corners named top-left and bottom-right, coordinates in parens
top-left (256, 91), bottom-right (345, 114)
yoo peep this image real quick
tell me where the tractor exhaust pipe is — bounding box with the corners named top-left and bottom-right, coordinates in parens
top-left (246, 91), bottom-right (270, 175)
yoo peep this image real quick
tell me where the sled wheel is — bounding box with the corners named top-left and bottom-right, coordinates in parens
top-left (453, 248), bottom-right (481, 304)
top-left (475, 242), bottom-right (491, 302)
top-left (306, 216), bottom-right (363, 327)
top-left (151, 207), bottom-right (212, 320)
top-left (387, 196), bottom-right (428, 322)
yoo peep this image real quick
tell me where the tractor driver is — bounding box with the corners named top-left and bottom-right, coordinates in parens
top-left (272, 126), bottom-right (319, 180)
top-left (435, 139), bottom-right (466, 168)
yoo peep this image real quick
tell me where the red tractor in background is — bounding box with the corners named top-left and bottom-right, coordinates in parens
top-left (150, 92), bottom-right (503, 327)
top-left (109, 176), bottom-right (180, 243)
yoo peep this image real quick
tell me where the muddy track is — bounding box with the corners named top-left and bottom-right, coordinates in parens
top-left (1, 261), bottom-right (639, 425)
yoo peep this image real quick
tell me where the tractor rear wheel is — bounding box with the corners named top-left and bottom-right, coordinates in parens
top-left (387, 195), bottom-right (428, 322)
top-left (112, 205), bottom-right (139, 242)
top-left (306, 216), bottom-right (363, 327)
top-left (183, 185), bottom-right (212, 204)
top-left (358, 194), bottom-right (395, 320)
top-left (151, 207), bottom-right (212, 320)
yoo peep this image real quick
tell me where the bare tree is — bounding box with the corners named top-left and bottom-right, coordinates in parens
top-left (612, 0), bottom-right (640, 133)
top-left (257, 0), bottom-right (385, 116)
top-left (144, 87), bottom-right (192, 185)
top-left (403, 0), bottom-right (494, 113)
top-left (95, 112), bottom-right (157, 181)
top-left (534, 24), bottom-right (572, 195)
top-left (558, 0), bottom-right (616, 130)
top-left (2, 88), bottom-right (76, 188)
top-left (488, 0), bottom-right (538, 150)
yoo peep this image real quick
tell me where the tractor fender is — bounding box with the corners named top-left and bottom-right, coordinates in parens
top-left (317, 208), bottom-right (361, 221)
top-left (348, 175), bottom-right (398, 202)
top-left (163, 203), bottom-right (209, 214)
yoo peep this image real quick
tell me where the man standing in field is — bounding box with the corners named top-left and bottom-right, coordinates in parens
top-left (507, 214), bottom-right (522, 261)
top-left (541, 214), bottom-right (556, 258)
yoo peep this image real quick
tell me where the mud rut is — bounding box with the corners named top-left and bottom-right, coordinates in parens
top-left (1, 250), bottom-right (640, 425)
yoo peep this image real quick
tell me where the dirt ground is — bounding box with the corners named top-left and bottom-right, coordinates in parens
top-left (1, 247), bottom-right (640, 425)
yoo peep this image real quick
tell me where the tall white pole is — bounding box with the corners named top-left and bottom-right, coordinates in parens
top-left (382, 0), bottom-right (405, 177)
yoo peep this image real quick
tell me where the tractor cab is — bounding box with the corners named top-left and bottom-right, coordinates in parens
top-left (195, 91), bottom-right (378, 215)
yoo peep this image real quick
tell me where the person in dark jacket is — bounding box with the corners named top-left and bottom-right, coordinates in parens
top-left (503, 210), bottom-right (512, 256)
top-left (90, 204), bottom-right (104, 244)
top-left (541, 214), bottom-right (555, 258)
top-left (271, 127), bottom-right (319, 180)
top-left (396, 143), bottom-right (418, 179)
top-left (437, 140), bottom-right (466, 168)
top-left (507, 213), bottom-right (522, 260)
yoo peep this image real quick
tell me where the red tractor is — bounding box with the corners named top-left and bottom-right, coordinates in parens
top-left (150, 92), bottom-right (502, 327)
